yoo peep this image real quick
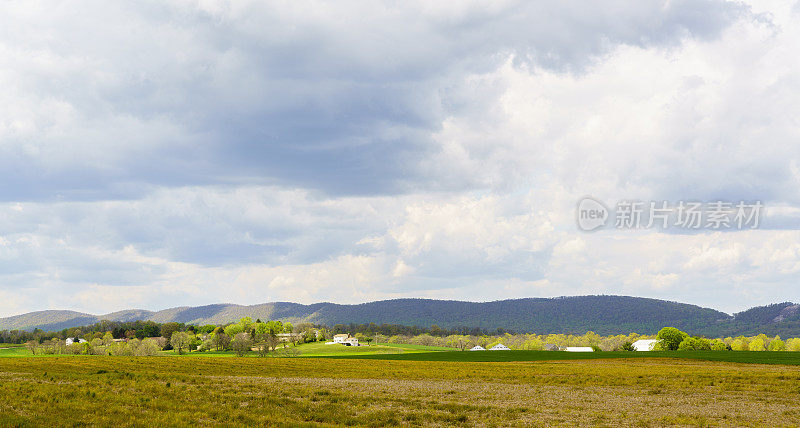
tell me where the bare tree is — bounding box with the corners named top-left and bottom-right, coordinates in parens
top-left (231, 332), bottom-right (252, 357)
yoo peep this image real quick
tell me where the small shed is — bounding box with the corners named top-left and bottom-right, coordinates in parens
top-left (489, 343), bottom-right (510, 351)
top-left (564, 347), bottom-right (594, 352)
top-left (469, 345), bottom-right (486, 351)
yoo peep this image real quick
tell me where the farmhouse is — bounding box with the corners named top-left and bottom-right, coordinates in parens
top-left (470, 345), bottom-right (486, 351)
top-left (277, 332), bottom-right (301, 343)
top-left (632, 339), bottom-right (658, 351)
top-left (65, 337), bottom-right (87, 346)
top-left (489, 343), bottom-right (510, 351)
top-left (564, 347), bottom-right (594, 352)
top-left (332, 334), bottom-right (350, 343)
top-left (326, 334), bottom-right (361, 346)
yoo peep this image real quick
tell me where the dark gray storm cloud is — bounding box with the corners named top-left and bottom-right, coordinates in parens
top-left (0, 0), bottom-right (749, 201)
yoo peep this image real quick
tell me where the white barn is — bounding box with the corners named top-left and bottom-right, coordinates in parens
top-left (65, 337), bottom-right (87, 346)
top-left (632, 339), bottom-right (658, 351)
top-left (469, 345), bottom-right (486, 351)
top-left (564, 347), bottom-right (594, 352)
top-left (489, 343), bottom-right (510, 351)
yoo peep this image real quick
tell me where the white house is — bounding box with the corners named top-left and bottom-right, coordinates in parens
top-left (489, 343), bottom-right (510, 351)
top-left (469, 345), bottom-right (486, 351)
top-left (343, 337), bottom-right (360, 346)
top-left (564, 347), bottom-right (594, 352)
top-left (632, 339), bottom-right (658, 351)
top-left (325, 334), bottom-right (361, 346)
top-left (277, 332), bottom-right (300, 341)
top-left (65, 337), bottom-right (87, 346)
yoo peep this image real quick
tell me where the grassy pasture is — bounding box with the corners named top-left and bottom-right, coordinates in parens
top-left (332, 349), bottom-right (800, 365)
top-left (2, 355), bottom-right (800, 426)
top-left (6, 342), bottom-right (800, 367)
top-left (0, 341), bottom-right (452, 358)
top-left (0, 345), bottom-right (29, 357)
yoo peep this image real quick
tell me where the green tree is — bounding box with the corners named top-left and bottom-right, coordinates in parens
top-left (710, 338), bottom-right (727, 351)
top-left (213, 332), bottom-right (230, 351)
top-left (137, 338), bottom-right (161, 356)
top-left (265, 321), bottom-right (283, 350)
top-left (769, 337), bottom-right (786, 351)
top-left (446, 335), bottom-right (472, 351)
top-left (678, 337), bottom-right (696, 351)
top-left (170, 332), bottom-right (191, 355)
top-left (749, 337), bottom-right (766, 351)
top-left (224, 323), bottom-right (244, 338)
top-left (102, 332), bottom-right (114, 346)
top-left (160, 323), bottom-right (182, 341)
top-left (620, 341), bottom-right (635, 351)
top-left (694, 338), bottom-right (711, 350)
top-left (657, 327), bottom-right (688, 351)
top-left (731, 337), bottom-right (747, 351)
top-left (523, 338), bottom-right (544, 351)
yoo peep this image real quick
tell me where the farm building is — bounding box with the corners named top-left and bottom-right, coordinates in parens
top-left (489, 343), bottom-right (510, 351)
top-left (332, 334), bottom-right (350, 343)
top-left (65, 338), bottom-right (87, 346)
top-left (326, 334), bottom-right (361, 346)
top-left (632, 339), bottom-right (658, 351)
top-left (277, 332), bottom-right (301, 342)
top-left (564, 347), bottom-right (594, 352)
top-left (470, 345), bottom-right (486, 351)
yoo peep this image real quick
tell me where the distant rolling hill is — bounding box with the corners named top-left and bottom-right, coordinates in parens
top-left (2, 295), bottom-right (800, 336)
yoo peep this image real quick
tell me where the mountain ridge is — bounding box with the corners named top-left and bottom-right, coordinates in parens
top-left (2, 296), bottom-right (799, 336)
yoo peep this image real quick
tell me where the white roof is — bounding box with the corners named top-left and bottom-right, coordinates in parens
top-left (564, 347), bottom-right (594, 352)
top-left (469, 345), bottom-right (486, 351)
top-left (632, 339), bottom-right (658, 351)
top-left (489, 343), bottom-right (510, 350)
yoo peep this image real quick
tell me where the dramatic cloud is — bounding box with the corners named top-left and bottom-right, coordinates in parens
top-left (2, 0), bottom-right (799, 316)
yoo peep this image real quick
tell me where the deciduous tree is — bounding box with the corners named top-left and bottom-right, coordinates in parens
top-left (170, 332), bottom-right (191, 355)
top-left (657, 327), bottom-right (688, 351)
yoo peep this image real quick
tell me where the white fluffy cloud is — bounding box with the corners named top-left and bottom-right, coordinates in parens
top-left (2, 0), bottom-right (800, 316)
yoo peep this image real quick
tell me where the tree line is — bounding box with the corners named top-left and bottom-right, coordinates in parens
top-left (330, 322), bottom-right (511, 337)
top-left (19, 317), bottom-right (331, 356)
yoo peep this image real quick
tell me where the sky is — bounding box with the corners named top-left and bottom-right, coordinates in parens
top-left (1, 0), bottom-right (800, 317)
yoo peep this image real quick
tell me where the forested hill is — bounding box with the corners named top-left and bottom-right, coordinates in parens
top-left (2, 296), bottom-right (800, 336)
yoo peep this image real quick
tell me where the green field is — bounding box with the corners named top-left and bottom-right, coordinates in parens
top-left (5, 342), bottom-right (800, 425)
top-left (0, 342), bottom-right (454, 358)
top-left (7, 342), bottom-right (800, 367)
top-left (2, 354), bottom-right (800, 426)
top-left (0, 345), bottom-right (30, 357)
top-left (333, 349), bottom-right (800, 365)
